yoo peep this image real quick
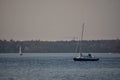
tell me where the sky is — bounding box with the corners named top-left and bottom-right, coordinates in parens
top-left (0, 0), bottom-right (120, 41)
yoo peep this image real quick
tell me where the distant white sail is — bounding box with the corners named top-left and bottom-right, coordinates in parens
top-left (19, 46), bottom-right (23, 56)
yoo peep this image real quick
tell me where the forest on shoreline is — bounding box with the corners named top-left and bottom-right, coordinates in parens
top-left (0, 39), bottom-right (120, 53)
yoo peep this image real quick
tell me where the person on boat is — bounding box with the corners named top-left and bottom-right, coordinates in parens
top-left (88, 53), bottom-right (92, 58)
top-left (76, 53), bottom-right (83, 58)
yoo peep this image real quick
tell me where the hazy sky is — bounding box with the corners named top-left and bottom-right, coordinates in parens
top-left (0, 0), bottom-right (120, 41)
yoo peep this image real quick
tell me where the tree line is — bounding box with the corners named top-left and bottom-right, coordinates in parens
top-left (0, 39), bottom-right (120, 53)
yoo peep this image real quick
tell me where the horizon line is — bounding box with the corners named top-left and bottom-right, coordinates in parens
top-left (0, 39), bottom-right (120, 42)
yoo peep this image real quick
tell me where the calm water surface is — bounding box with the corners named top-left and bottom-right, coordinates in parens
top-left (0, 53), bottom-right (120, 80)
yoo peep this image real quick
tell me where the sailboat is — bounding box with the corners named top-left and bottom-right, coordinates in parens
top-left (19, 46), bottom-right (23, 56)
top-left (73, 23), bottom-right (99, 61)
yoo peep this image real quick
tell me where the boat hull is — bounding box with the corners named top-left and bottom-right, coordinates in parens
top-left (73, 57), bottom-right (99, 61)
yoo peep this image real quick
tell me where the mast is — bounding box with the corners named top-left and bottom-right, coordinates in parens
top-left (80, 23), bottom-right (85, 56)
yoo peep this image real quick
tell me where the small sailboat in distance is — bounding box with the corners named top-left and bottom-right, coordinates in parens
top-left (19, 46), bottom-right (23, 56)
top-left (73, 23), bottom-right (99, 61)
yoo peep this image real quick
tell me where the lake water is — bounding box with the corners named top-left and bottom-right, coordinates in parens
top-left (0, 53), bottom-right (120, 80)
